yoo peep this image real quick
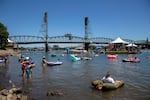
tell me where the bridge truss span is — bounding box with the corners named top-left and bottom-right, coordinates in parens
top-left (48, 35), bottom-right (85, 43)
top-left (9, 35), bottom-right (137, 44)
top-left (9, 35), bottom-right (45, 44)
top-left (90, 37), bottom-right (113, 44)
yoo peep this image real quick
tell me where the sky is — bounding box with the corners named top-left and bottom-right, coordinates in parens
top-left (0, 0), bottom-right (150, 41)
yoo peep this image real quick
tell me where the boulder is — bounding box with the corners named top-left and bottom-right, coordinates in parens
top-left (0, 87), bottom-right (27, 100)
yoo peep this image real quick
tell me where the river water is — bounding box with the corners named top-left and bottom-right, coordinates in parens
top-left (0, 50), bottom-right (150, 100)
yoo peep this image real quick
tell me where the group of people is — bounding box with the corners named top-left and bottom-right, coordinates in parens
top-left (19, 55), bottom-right (36, 79)
top-left (127, 55), bottom-right (139, 61)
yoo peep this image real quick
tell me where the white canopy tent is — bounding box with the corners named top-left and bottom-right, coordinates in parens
top-left (7, 38), bottom-right (14, 43)
top-left (126, 43), bottom-right (137, 47)
top-left (110, 37), bottom-right (129, 44)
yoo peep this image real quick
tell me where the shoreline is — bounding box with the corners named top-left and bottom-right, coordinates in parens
top-left (0, 49), bottom-right (19, 56)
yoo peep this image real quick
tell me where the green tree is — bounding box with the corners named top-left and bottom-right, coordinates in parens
top-left (0, 22), bottom-right (9, 49)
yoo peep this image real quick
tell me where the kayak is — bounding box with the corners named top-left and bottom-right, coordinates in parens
top-left (47, 61), bottom-right (63, 66)
top-left (91, 80), bottom-right (124, 91)
top-left (122, 59), bottom-right (140, 63)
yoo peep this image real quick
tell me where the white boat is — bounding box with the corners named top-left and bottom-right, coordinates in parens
top-left (47, 61), bottom-right (63, 66)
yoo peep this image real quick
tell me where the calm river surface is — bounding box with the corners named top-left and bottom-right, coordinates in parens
top-left (0, 50), bottom-right (150, 100)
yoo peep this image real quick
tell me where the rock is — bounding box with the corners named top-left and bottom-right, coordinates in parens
top-left (16, 94), bottom-right (22, 99)
top-left (0, 87), bottom-right (27, 100)
top-left (20, 96), bottom-right (28, 100)
top-left (8, 89), bottom-right (13, 94)
top-left (6, 94), bottom-right (13, 100)
top-left (47, 91), bottom-right (64, 96)
top-left (8, 87), bottom-right (22, 94)
top-left (0, 94), bottom-right (7, 100)
top-left (0, 89), bottom-right (9, 96)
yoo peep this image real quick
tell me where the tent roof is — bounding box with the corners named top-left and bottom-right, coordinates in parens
top-left (110, 37), bottom-right (129, 44)
top-left (126, 43), bottom-right (137, 47)
top-left (7, 38), bottom-right (14, 43)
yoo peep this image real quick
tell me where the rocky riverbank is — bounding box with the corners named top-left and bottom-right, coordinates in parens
top-left (0, 87), bottom-right (27, 100)
top-left (0, 49), bottom-right (19, 56)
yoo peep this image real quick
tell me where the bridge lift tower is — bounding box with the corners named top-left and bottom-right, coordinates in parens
top-left (84, 17), bottom-right (90, 51)
top-left (44, 12), bottom-right (49, 52)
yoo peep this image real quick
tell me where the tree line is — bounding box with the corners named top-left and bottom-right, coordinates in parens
top-left (0, 22), bottom-right (9, 49)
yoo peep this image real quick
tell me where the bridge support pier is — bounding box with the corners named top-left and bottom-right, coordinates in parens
top-left (45, 43), bottom-right (49, 52)
top-left (44, 12), bottom-right (49, 52)
top-left (84, 43), bottom-right (90, 51)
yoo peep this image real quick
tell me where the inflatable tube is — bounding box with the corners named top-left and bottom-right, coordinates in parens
top-left (51, 54), bottom-right (56, 57)
top-left (70, 55), bottom-right (81, 61)
top-left (81, 57), bottom-right (92, 60)
top-left (0, 59), bottom-right (5, 63)
top-left (107, 54), bottom-right (118, 59)
top-left (122, 59), bottom-right (140, 63)
top-left (91, 80), bottom-right (124, 91)
top-left (47, 61), bottom-right (63, 66)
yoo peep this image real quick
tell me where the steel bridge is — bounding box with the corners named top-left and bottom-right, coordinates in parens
top-left (9, 35), bottom-right (143, 44)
